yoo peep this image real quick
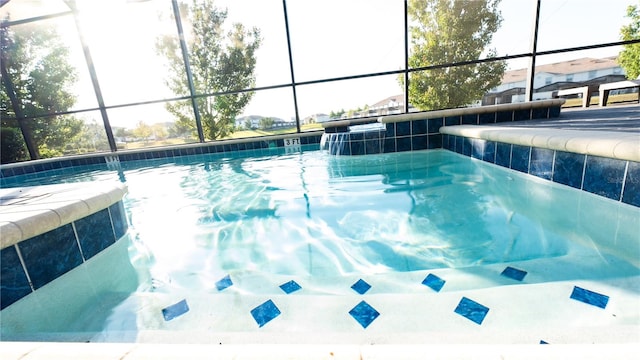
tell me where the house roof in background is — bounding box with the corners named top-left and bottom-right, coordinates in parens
top-left (502, 57), bottom-right (619, 84)
top-left (371, 94), bottom-right (404, 108)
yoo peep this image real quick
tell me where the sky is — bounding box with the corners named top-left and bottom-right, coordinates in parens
top-left (1, 0), bottom-right (634, 128)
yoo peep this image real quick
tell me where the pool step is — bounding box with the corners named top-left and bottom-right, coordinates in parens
top-left (152, 250), bottom-right (638, 297)
top-left (86, 274), bottom-right (640, 344)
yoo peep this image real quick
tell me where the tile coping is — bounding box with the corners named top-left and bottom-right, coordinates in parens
top-left (439, 125), bottom-right (640, 162)
top-left (321, 99), bottom-right (566, 128)
top-left (0, 182), bottom-right (127, 249)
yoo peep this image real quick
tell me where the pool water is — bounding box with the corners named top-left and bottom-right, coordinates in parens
top-left (2, 149), bottom-right (639, 343)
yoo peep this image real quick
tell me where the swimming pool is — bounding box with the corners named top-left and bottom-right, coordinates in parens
top-left (1, 149), bottom-right (639, 344)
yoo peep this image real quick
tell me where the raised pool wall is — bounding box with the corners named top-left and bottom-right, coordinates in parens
top-left (320, 99), bottom-right (640, 208)
top-left (1, 99), bottom-right (639, 312)
top-left (0, 183), bottom-right (129, 310)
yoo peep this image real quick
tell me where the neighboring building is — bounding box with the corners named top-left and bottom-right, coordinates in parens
top-left (339, 94), bottom-right (417, 119)
top-left (483, 57), bottom-right (626, 105)
top-left (368, 95), bottom-right (406, 116)
top-left (302, 113), bottom-right (329, 124)
top-left (235, 115), bottom-right (263, 129)
top-left (235, 115), bottom-right (294, 129)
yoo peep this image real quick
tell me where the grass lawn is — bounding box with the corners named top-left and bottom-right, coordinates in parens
top-left (121, 124), bottom-right (323, 149)
top-left (562, 92), bottom-right (639, 108)
top-left (227, 124), bottom-right (322, 139)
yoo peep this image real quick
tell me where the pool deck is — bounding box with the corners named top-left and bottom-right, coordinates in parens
top-left (440, 104), bottom-right (640, 162)
top-left (502, 104), bottom-right (640, 133)
top-left (1, 104), bottom-right (639, 359)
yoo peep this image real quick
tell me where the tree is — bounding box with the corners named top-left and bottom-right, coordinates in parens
top-left (258, 117), bottom-right (274, 130)
top-left (152, 123), bottom-right (168, 140)
top-left (1, 18), bottom-right (83, 163)
top-left (114, 127), bottom-right (133, 140)
top-left (329, 109), bottom-right (345, 119)
top-left (66, 119), bottom-right (110, 154)
top-left (403, 0), bottom-right (506, 110)
top-left (156, 0), bottom-right (261, 141)
top-left (132, 121), bottom-right (153, 142)
top-left (619, 3), bottom-right (640, 80)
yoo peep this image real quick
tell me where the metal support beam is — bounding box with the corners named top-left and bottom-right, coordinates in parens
top-left (66, 0), bottom-right (117, 152)
top-left (172, 0), bottom-right (204, 142)
top-left (404, 0), bottom-right (410, 113)
top-left (525, 0), bottom-right (541, 102)
top-left (282, 0), bottom-right (301, 133)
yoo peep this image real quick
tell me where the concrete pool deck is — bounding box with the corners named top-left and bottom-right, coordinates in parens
top-left (496, 104), bottom-right (640, 133)
top-left (439, 104), bottom-right (640, 163)
top-left (1, 104), bottom-right (639, 359)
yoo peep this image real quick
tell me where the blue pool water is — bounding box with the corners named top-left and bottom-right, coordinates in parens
top-left (1, 149), bottom-right (639, 342)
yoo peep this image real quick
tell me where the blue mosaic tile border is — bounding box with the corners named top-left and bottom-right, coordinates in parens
top-left (0, 200), bottom-right (129, 310)
top-left (0, 134), bottom-right (323, 184)
top-left (321, 104), bottom-right (562, 156)
top-left (321, 124), bottom-right (442, 155)
top-left (443, 134), bottom-right (640, 208)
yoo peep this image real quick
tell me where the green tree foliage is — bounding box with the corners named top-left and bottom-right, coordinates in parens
top-left (152, 124), bottom-right (169, 140)
top-left (66, 120), bottom-right (110, 154)
top-left (329, 109), bottom-right (345, 119)
top-left (619, 3), bottom-right (640, 80)
top-left (403, 0), bottom-right (506, 110)
top-left (132, 121), bottom-right (153, 142)
top-left (258, 117), bottom-right (274, 130)
top-left (156, 0), bottom-right (261, 140)
top-left (0, 19), bottom-right (82, 163)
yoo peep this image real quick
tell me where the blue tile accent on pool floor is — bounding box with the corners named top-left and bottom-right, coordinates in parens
top-left (351, 279), bottom-right (372, 294)
top-left (162, 299), bottom-right (189, 321)
top-left (251, 299), bottom-right (281, 328)
top-left (216, 275), bottom-right (233, 291)
top-left (279, 280), bottom-right (302, 294)
top-left (349, 301), bottom-right (380, 329)
top-left (570, 286), bottom-right (609, 309)
top-left (422, 273), bottom-right (445, 292)
top-left (501, 266), bottom-right (527, 281)
top-left (454, 297), bottom-right (490, 325)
